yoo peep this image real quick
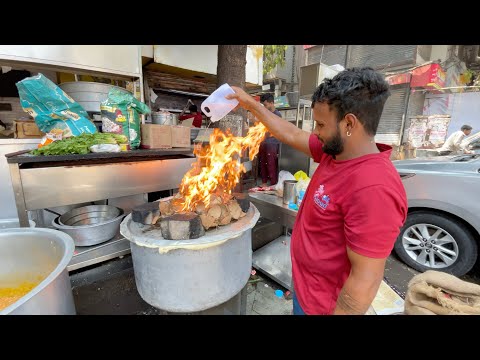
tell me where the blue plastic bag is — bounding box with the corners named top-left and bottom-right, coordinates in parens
top-left (16, 73), bottom-right (97, 137)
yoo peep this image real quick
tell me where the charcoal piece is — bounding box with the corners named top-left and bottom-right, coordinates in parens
top-left (132, 201), bottom-right (161, 225)
top-left (160, 212), bottom-right (205, 240)
top-left (232, 192), bottom-right (250, 213)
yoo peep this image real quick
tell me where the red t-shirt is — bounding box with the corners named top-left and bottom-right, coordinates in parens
top-left (179, 113), bottom-right (203, 128)
top-left (290, 134), bottom-right (407, 314)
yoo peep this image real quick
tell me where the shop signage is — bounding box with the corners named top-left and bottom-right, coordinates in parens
top-left (385, 73), bottom-right (411, 86)
top-left (411, 63), bottom-right (446, 93)
top-left (408, 115), bottom-right (450, 148)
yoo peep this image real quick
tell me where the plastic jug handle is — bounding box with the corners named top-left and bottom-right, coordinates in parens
top-left (201, 103), bottom-right (211, 115)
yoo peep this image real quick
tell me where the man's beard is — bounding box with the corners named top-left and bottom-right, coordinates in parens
top-left (322, 126), bottom-right (344, 156)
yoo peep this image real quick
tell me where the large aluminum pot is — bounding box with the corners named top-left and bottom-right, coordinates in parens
top-left (130, 230), bottom-right (252, 313)
top-left (0, 228), bottom-right (76, 315)
top-left (59, 81), bottom-right (132, 113)
top-left (121, 203), bottom-right (260, 313)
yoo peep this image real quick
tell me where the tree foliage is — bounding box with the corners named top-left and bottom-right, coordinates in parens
top-left (263, 45), bottom-right (288, 75)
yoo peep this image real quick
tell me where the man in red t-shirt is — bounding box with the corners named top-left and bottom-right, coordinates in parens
top-left (227, 67), bottom-right (407, 315)
top-left (179, 104), bottom-right (203, 128)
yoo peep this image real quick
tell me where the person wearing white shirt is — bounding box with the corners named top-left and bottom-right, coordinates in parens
top-left (438, 124), bottom-right (473, 155)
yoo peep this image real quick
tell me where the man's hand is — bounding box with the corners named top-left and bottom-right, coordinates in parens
top-left (225, 86), bottom-right (258, 112)
top-left (333, 247), bottom-right (386, 315)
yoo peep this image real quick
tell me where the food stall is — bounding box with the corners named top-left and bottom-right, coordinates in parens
top-left (0, 45), bottom-right (271, 313)
top-left (6, 149), bottom-right (195, 271)
top-left (0, 45), bottom-right (273, 315)
top-left (0, 46), bottom-right (196, 271)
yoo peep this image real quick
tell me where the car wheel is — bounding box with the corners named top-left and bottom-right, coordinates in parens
top-left (394, 211), bottom-right (478, 277)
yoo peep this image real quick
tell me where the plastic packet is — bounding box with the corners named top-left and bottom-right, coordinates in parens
top-left (294, 170), bottom-right (310, 181)
top-left (295, 179), bottom-right (310, 207)
top-left (274, 170), bottom-right (296, 197)
top-left (90, 144), bottom-right (121, 153)
top-left (38, 128), bottom-right (65, 148)
top-left (100, 88), bottom-right (150, 150)
top-left (16, 73), bottom-right (96, 136)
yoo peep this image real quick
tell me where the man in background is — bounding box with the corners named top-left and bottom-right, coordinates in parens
top-left (259, 93), bottom-right (281, 186)
top-left (179, 99), bottom-right (203, 128)
top-left (438, 124), bottom-right (473, 155)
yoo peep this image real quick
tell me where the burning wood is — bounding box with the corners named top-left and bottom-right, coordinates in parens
top-left (178, 123), bottom-right (267, 212)
top-left (159, 212), bottom-right (205, 240)
top-left (131, 122), bottom-right (266, 240)
top-left (159, 193), bottom-right (248, 231)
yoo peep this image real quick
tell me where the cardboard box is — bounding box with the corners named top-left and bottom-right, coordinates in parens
top-left (141, 124), bottom-right (172, 149)
top-left (171, 125), bottom-right (191, 148)
top-left (13, 120), bottom-right (44, 139)
top-left (141, 124), bottom-right (192, 149)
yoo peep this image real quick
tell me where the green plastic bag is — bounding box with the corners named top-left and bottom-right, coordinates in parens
top-left (100, 88), bottom-right (150, 149)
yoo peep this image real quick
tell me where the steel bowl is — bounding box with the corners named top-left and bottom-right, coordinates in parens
top-left (52, 209), bottom-right (124, 247)
top-left (58, 205), bottom-right (121, 226)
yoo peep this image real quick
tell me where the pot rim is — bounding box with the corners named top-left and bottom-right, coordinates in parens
top-left (54, 210), bottom-right (124, 229)
top-left (0, 228), bottom-right (75, 314)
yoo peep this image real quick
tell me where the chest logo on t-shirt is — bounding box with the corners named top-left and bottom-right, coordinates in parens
top-left (313, 184), bottom-right (330, 210)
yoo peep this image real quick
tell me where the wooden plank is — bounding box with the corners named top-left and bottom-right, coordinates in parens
top-left (144, 71), bottom-right (216, 94)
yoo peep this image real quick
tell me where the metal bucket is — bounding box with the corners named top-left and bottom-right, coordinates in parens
top-left (151, 112), bottom-right (179, 126)
top-left (0, 228), bottom-right (76, 315)
top-left (283, 180), bottom-right (298, 205)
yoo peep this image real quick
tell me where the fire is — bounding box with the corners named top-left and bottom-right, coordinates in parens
top-left (179, 122), bottom-right (268, 211)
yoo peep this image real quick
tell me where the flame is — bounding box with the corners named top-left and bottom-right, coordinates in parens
top-left (179, 122), bottom-right (268, 211)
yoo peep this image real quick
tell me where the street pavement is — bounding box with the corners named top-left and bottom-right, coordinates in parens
top-left (70, 252), bottom-right (424, 315)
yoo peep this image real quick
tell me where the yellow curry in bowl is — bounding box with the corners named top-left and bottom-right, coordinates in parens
top-left (0, 281), bottom-right (41, 311)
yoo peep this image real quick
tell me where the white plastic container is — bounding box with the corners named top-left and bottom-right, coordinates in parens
top-left (201, 83), bottom-right (239, 123)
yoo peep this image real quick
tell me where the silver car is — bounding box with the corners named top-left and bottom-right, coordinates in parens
top-left (393, 153), bottom-right (480, 276)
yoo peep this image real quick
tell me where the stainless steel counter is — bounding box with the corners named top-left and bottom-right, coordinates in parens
top-left (0, 138), bottom-right (42, 145)
top-left (68, 233), bottom-right (131, 272)
top-left (248, 192), bottom-right (297, 229)
top-left (5, 150), bottom-right (196, 271)
top-left (248, 192), bottom-right (298, 291)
